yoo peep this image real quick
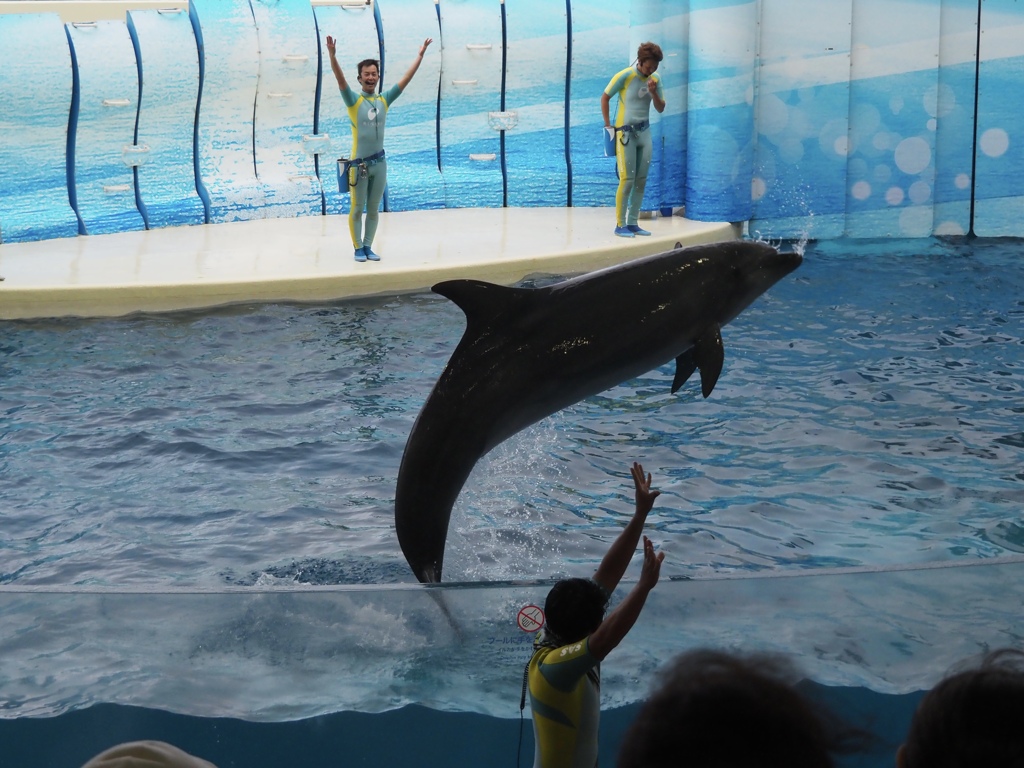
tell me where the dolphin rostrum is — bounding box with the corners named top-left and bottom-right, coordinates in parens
top-left (395, 239), bottom-right (802, 582)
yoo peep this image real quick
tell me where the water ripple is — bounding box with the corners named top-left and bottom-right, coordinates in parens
top-left (1, 238), bottom-right (1022, 585)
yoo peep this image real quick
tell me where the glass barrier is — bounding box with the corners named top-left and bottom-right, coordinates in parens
top-left (1, 556), bottom-right (1021, 722)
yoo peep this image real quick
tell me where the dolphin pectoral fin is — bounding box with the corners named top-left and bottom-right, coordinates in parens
top-left (694, 325), bottom-right (724, 398)
top-left (671, 350), bottom-right (698, 394)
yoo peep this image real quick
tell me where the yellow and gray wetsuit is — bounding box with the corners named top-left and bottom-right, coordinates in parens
top-left (604, 66), bottom-right (664, 228)
top-left (340, 83), bottom-right (403, 250)
top-left (528, 632), bottom-right (602, 768)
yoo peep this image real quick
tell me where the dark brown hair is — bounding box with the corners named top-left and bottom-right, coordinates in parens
top-left (903, 648), bottom-right (1024, 768)
top-left (637, 42), bottom-right (663, 65)
top-left (619, 649), bottom-right (861, 768)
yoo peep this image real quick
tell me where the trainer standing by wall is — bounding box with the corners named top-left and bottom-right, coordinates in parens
top-left (601, 42), bottom-right (665, 238)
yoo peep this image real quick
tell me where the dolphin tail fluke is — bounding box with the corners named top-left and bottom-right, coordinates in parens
top-left (416, 562), bottom-right (440, 584)
top-left (671, 325), bottom-right (724, 398)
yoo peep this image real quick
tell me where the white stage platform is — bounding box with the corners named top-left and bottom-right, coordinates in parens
top-left (0, 207), bottom-right (738, 320)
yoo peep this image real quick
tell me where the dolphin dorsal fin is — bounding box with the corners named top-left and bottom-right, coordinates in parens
top-left (433, 279), bottom-right (537, 331)
top-left (672, 325), bottom-right (724, 398)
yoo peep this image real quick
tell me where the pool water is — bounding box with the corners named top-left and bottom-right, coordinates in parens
top-left (1, 236), bottom-right (1022, 768)
top-left (2, 236), bottom-right (1022, 587)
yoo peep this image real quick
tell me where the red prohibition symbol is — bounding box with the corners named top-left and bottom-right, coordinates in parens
top-left (517, 604), bottom-right (545, 633)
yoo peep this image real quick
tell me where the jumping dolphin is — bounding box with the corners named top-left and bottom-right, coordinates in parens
top-left (395, 239), bottom-right (802, 582)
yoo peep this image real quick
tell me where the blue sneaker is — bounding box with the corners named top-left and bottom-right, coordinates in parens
top-left (614, 226), bottom-right (635, 238)
top-left (627, 224), bottom-right (651, 236)
top-left (354, 248), bottom-right (367, 262)
top-left (363, 245), bottom-right (380, 261)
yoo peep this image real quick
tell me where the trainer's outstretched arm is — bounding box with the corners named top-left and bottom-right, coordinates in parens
top-left (396, 38), bottom-right (433, 91)
top-left (325, 35), bottom-right (348, 91)
top-left (589, 536), bottom-right (664, 661)
top-left (593, 462), bottom-right (661, 592)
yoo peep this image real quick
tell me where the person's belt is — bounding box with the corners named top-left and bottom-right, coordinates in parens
top-left (617, 120), bottom-right (649, 134)
top-left (357, 149), bottom-right (386, 165)
top-left (338, 150), bottom-right (386, 175)
top-left (337, 150), bottom-right (386, 190)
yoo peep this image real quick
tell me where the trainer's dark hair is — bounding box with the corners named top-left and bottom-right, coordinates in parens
top-left (544, 578), bottom-right (608, 644)
top-left (902, 648), bottom-right (1024, 768)
top-left (357, 59), bottom-right (380, 78)
top-left (637, 42), bottom-right (663, 64)
top-left (619, 649), bottom-right (861, 768)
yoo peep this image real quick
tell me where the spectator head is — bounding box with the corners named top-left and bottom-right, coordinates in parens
top-left (899, 648), bottom-right (1024, 768)
top-left (81, 740), bottom-right (217, 768)
top-left (619, 648), bottom-right (854, 768)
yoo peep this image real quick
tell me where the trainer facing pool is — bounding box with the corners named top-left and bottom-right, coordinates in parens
top-left (528, 462), bottom-right (664, 768)
top-left (325, 35), bottom-right (433, 263)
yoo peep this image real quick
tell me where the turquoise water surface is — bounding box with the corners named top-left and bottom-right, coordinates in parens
top-left (1, 236), bottom-right (1022, 767)
top-left (3, 236), bottom-right (1022, 587)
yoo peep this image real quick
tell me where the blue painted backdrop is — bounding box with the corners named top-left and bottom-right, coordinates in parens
top-left (0, 0), bottom-right (1021, 243)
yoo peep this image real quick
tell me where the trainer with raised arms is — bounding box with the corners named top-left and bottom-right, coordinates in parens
top-left (325, 34), bottom-right (432, 262)
top-left (527, 461), bottom-right (665, 768)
